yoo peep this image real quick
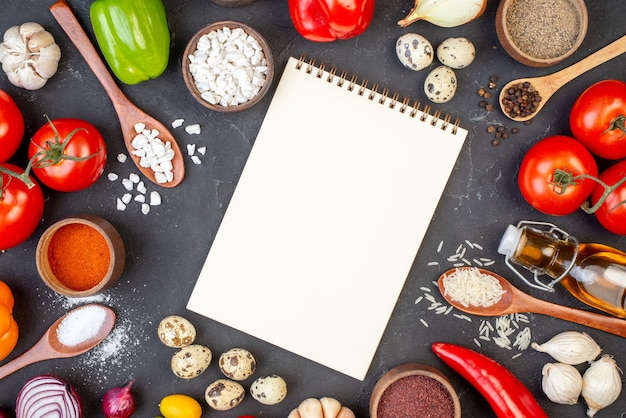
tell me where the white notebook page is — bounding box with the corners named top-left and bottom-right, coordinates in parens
top-left (187, 56), bottom-right (468, 380)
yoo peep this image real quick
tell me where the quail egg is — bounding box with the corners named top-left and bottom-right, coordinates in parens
top-left (205, 379), bottom-right (245, 411)
top-left (171, 344), bottom-right (212, 379)
top-left (158, 315), bottom-right (196, 348)
top-left (219, 348), bottom-right (257, 381)
top-left (395, 33), bottom-right (433, 71)
top-left (250, 374), bottom-right (288, 405)
top-left (424, 65), bottom-right (457, 103)
top-left (436, 37), bottom-right (476, 69)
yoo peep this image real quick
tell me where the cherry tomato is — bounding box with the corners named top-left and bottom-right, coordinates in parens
top-left (570, 79), bottom-right (626, 160)
top-left (518, 135), bottom-right (598, 216)
top-left (28, 118), bottom-right (107, 192)
top-left (590, 159), bottom-right (626, 235)
top-left (0, 163), bottom-right (45, 250)
top-left (0, 89), bottom-right (25, 163)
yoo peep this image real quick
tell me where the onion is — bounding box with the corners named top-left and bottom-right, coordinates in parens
top-left (102, 380), bottom-right (136, 418)
top-left (398, 0), bottom-right (487, 28)
top-left (16, 375), bottom-right (82, 418)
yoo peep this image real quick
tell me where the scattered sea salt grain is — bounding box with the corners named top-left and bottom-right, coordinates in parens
top-left (136, 181), bottom-right (147, 194)
top-left (107, 173), bottom-right (119, 181)
top-left (122, 178), bottom-right (134, 191)
top-left (185, 124), bottom-right (201, 135)
top-left (128, 173), bottom-right (140, 183)
top-left (187, 144), bottom-right (196, 156)
top-left (197, 146), bottom-right (206, 155)
top-left (171, 118), bottom-right (184, 128)
top-left (116, 153), bottom-right (127, 163)
top-left (116, 198), bottom-right (126, 211)
top-left (56, 305), bottom-right (107, 347)
top-left (150, 191), bottom-right (162, 206)
top-left (141, 203), bottom-right (150, 215)
top-left (121, 193), bottom-right (132, 204)
top-left (188, 26), bottom-right (268, 107)
top-left (191, 155), bottom-right (202, 165)
top-left (134, 194), bottom-right (145, 203)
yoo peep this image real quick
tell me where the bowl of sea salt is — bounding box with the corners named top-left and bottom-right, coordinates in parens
top-left (182, 20), bottom-right (274, 112)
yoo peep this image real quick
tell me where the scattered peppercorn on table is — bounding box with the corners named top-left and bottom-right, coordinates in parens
top-left (1, 1), bottom-right (625, 417)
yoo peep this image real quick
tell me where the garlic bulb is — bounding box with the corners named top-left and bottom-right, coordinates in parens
top-left (0, 22), bottom-right (60, 90)
top-left (582, 355), bottom-right (622, 417)
top-left (531, 331), bottom-right (601, 365)
top-left (398, 0), bottom-right (487, 28)
top-left (541, 363), bottom-right (582, 405)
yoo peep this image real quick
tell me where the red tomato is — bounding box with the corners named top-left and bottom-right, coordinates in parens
top-left (570, 79), bottom-right (626, 160)
top-left (0, 163), bottom-right (45, 250)
top-left (0, 90), bottom-right (25, 163)
top-left (28, 118), bottom-right (107, 192)
top-left (518, 135), bottom-right (598, 216)
top-left (590, 159), bottom-right (626, 235)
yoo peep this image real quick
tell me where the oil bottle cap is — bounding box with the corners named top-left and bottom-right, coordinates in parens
top-left (497, 224), bottom-right (522, 257)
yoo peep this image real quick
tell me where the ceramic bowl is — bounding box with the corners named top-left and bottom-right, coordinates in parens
top-left (369, 363), bottom-right (461, 418)
top-left (36, 214), bottom-right (125, 297)
top-left (495, 0), bottom-right (588, 67)
top-left (182, 20), bottom-right (274, 112)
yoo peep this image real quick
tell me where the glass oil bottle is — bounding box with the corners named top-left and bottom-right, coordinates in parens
top-left (497, 220), bottom-right (626, 318)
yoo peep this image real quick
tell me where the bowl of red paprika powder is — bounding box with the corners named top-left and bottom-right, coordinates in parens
top-left (370, 363), bottom-right (461, 418)
top-left (36, 214), bottom-right (125, 297)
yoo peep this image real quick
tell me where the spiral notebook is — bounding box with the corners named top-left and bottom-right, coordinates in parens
top-left (187, 56), bottom-right (468, 380)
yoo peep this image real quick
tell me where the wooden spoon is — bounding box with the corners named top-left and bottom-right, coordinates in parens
top-left (0, 304), bottom-right (115, 380)
top-left (50, 0), bottom-right (185, 188)
top-left (438, 267), bottom-right (626, 338)
top-left (499, 35), bottom-right (626, 122)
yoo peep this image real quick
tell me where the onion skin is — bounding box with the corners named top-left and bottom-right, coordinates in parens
top-left (16, 374), bottom-right (82, 418)
top-left (398, 0), bottom-right (487, 28)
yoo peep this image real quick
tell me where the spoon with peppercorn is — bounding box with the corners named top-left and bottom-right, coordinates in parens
top-left (499, 34), bottom-right (626, 122)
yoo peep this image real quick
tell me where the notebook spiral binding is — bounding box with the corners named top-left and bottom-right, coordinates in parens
top-left (296, 56), bottom-right (460, 135)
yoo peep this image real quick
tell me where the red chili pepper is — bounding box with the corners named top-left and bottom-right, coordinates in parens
top-left (288, 0), bottom-right (376, 42)
top-left (432, 342), bottom-right (548, 418)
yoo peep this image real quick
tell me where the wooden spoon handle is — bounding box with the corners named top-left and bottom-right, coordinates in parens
top-left (527, 297), bottom-right (626, 338)
top-left (548, 35), bottom-right (626, 91)
top-left (50, 0), bottom-right (129, 113)
top-left (0, 334), bottom-right (56, 380)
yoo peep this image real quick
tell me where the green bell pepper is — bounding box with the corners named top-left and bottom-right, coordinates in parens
top-left (90, 0), bottom-right (170, 85)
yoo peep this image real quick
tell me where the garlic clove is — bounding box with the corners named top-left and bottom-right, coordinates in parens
top-left (12, 65), bottom-right (47, 90)
top-left (582, 355), bottom-right (622, 417)
top-left (335, 407), bottom-right (356, 418)
top-left (531, 331), bottom-right (601, 365)
top-left (19, 22), bottom-right (45, 39)
top-left (27, 31), bottom-right (55, 52)
top-left (297, 398), bottom-right (324, 418)
top-left (319, 397), bottom-right (342, 418)
top-left (2, 26), bottom-right (26, 53)
top-left (541, 362), bottom-right (582, 405)
top-left (33, 44), bottom-right (61, 79)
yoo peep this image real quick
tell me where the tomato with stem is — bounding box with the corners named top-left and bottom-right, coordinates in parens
top-left (28, 117), bottom-right (107, 192)
top-left (518, 135), bottom-right (598, 216)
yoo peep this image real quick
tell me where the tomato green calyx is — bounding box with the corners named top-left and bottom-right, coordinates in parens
top-left (29, 117), bottom-right (100, 170)
top-left (607, 114), bottom-right (626, 136)
top-left (551, 168), bottom-right (583, 194)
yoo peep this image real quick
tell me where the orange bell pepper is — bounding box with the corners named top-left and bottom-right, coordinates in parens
top-left (0, 280), bottom-right (18, 361)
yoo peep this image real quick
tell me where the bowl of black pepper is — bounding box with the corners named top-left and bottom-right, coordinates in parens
top-left (370, 363), bottom-right (461, 418)
top-left (495, 0), bottom-right (588, 67)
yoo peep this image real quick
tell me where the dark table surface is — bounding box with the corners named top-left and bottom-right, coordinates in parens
top-left (1, 0), bottom-right (625, 417)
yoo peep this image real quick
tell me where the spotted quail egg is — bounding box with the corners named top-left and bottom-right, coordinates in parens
top-left (424, 66), bottom-right (457, 103)
top-left (171, 344), bottom-right (212, 379)
top-left (395, 33), bottom-right (433, 71)
top-left (436, 37), bottom-right (476, 69)
top-left (157, 315), bottom-right (196, 348)
top-left (250, 374), bottom-right (288, 405)
top-left (205, 379), bottom-right (245, 411)
top-left (219, 348), bottom-right (257, 381)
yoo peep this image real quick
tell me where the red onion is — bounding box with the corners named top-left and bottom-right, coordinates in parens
top-left (102, 380), bottom-right (135, 418)
top-left (16, 374), bottom-right (82, 418)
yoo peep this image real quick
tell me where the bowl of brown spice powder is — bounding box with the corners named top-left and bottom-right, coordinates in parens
top-left (370, 363), bottom-right (461, 418)
top-left (36, 214), bottom-right (126, 297)
top-left (495, 0), bottom-right (588, 67)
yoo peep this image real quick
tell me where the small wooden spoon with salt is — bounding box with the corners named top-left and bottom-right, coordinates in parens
top-left (0, 304), bottom-right (115, 380)
top-left (438, 267), bottom-right (626, 338)
top-left (499, 35), bottom-right (626, 122)
top-left (50, 0), bottom-right (185, 187)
